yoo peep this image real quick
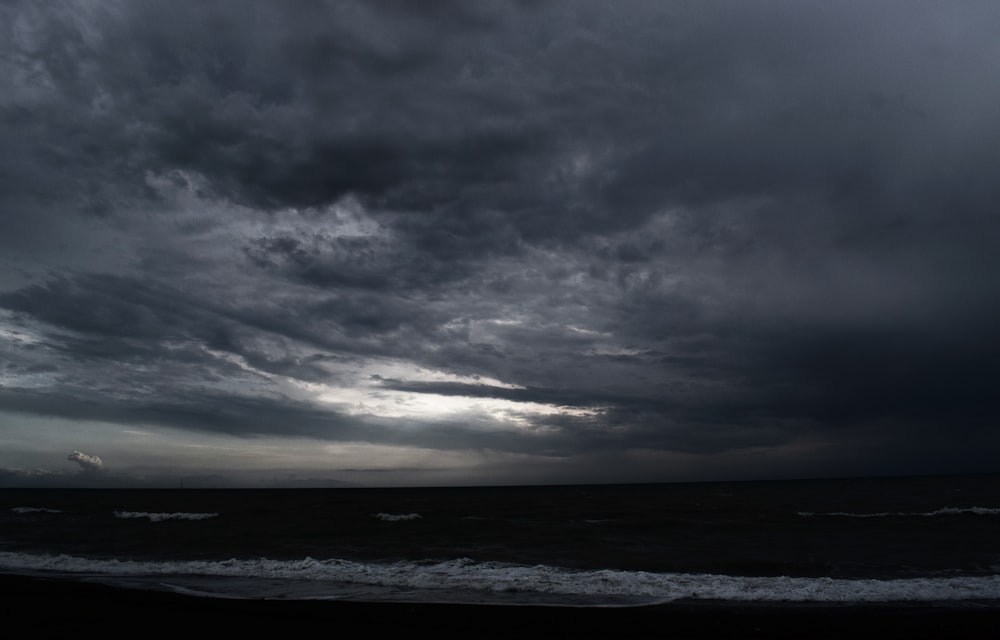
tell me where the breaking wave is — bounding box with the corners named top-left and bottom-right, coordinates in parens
top-left (373, 513), bottom-right (422, 522)
top-left (797, 506), bottom-right (1000, 518)
top-left (114, 511), bottom-right (219, 522)
top-left (1, 551), bottom-right (998, 605)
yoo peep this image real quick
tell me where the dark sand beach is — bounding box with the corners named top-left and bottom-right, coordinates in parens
top-left (4, 574), bottom-right (997, 638)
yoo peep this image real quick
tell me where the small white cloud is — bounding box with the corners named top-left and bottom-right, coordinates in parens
top-left (68, 450), bottom-right (103, 473)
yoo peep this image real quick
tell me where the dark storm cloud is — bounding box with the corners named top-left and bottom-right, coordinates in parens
top-left (0, 269), bottom-right (422, 390)
top-left (3, 1), bottom-right (1000, 482)
top-left (43, 0), bottom-right (546, 215)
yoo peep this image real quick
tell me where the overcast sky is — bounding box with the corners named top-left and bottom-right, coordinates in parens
top-left (2, 1), bottom-right (999, 487)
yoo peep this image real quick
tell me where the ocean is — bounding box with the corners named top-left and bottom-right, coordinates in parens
top-left (2, 473), bottom-right (999, 607)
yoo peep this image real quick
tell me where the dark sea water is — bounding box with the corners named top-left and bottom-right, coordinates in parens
top-left (2, 474), bottom-right (1000, 606)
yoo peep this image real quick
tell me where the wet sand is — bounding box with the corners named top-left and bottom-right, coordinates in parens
top-left (2, 574), bottom-right (997, 638)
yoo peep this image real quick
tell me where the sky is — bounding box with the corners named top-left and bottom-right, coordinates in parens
top-left (2, 1), bottom-right (999, 487)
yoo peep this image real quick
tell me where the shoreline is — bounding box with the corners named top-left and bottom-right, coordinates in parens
top-left (3, 574), bottom-right (998, 638)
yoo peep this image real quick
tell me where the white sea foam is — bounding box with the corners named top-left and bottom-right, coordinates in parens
top-left (1, 551), bottom-right (998, 605)
top-left (373, 513), bottom-right (422, 521)
top-left (12, 507), bottom-right (63, 514)
top-left (798, 506), bottom-right (1000, 518)
top-left (113, 511), bottom-right (219, 522)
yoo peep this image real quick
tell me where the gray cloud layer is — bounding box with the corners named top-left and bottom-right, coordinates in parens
top-left (2, 1), bottom-right (999, 483)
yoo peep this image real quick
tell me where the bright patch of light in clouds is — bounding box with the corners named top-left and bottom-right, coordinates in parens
top-left (303, 360), bottom-right (594, 425)
top-left (330, 386), bottom-right (594, 425)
